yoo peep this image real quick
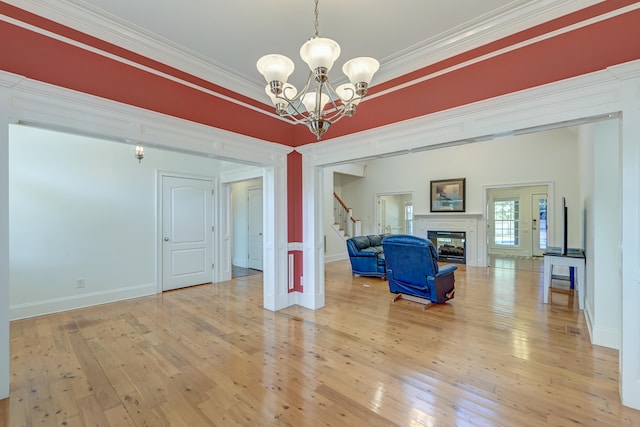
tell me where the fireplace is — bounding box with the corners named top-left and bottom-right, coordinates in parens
top-left (428, 230), bottom-right (466, 264)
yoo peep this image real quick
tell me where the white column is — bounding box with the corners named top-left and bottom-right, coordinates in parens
top-left (262, 161), bottom-right (290, 311)
top-left (300, 155), bottom-right (325, 310)
top-left (0, 88), bottom-right (9, 399)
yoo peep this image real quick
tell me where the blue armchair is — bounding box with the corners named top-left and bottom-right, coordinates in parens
top-left (346, 234), bottom-right (388, 278)
top-left (382, 234), bottom-right (457, 304)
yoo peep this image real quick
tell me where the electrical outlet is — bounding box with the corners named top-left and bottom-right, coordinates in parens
top-left (76, 278), bottom-right (86, 288)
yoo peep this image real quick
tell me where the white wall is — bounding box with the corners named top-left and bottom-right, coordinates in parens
top-left (230, 178), bottom-right (262, 268)
top-left (340, 128), bottom-right (581, 247)
top-left (9, 125), bottom-right (224, 319)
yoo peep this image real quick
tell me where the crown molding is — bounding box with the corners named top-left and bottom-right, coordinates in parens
top-left (375, 0), bottom-right (604, 84)
top-left (0, 71), bottom-right (24, 89)
top-left (4, 0), bottom-right (265, 99)
top-left (0, 70), bottom-right (292, 166)
top-left (4, 0), bottom-right (606, 103)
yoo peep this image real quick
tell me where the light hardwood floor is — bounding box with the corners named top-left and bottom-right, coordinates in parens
top-left (4, 260), bottom-right (640, 426)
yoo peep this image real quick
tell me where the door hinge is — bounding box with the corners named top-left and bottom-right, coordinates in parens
top-left (212, 226), bottom-right (215, 232)
top-left (212, 263), bottom-right (215, 269)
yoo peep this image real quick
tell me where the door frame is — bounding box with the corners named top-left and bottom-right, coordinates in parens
top-left (374, 191), bottom-right (414, 235)
top-left (483, 181), bottom-right (554, 266)
top-left (157, 171), bottom-right (218, 293)
top-left (531, 192), bottom-right (548, 257)
top-left (247, 185), bottom-right (264, 271)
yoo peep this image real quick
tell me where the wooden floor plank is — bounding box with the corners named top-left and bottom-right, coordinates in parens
top-left (4, 258), bottom-right (640, 426)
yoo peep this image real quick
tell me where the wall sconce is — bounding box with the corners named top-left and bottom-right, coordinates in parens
top-left (134, 144), bottom-right (144, 163)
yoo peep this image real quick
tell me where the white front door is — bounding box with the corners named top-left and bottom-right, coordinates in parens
top-left (162, 175), bottom-right (213, 291)
top-left (247, 187), bottom-right (263, 271)
top-left (531, 193), bottom-right (548, 256)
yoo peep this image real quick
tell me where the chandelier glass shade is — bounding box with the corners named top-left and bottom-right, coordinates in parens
top-left (256, 0), bottom-right (379, 140)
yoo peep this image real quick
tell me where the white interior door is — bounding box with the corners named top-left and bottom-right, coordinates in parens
top-left (162, 175), bottom-right (213, 291)
top-left (531, 193), bottom-right (548, 256)
top-left (247, 187), bottom-right (263, 271)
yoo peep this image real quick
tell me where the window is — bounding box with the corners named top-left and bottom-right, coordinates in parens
top-left (404, 202), bottom-right (413, 234)
top-left (494, 199), bottom-right (519, 246)
top-left (538, 198), bottom-right (547, 249)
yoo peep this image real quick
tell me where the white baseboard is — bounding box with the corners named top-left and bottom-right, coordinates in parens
top-left (591, 324), bottom-right (620, 350)
top-left (584, 305), bottom-right (619, 350)
top-left (10, 283), bottom-right (157, 320)
top-left (325, 253), bottom-right (348, 263)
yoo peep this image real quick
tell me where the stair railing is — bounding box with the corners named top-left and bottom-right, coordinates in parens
top-left (333, 192), bottom-right (361, 238)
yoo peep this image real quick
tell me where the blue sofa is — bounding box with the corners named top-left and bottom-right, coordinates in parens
top-left (346, 234), bottom-right (389, 278)
top-left (382, 234), bottom-right (457, 304)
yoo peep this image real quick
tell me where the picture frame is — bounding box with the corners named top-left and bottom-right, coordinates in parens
top-left (430, 178), bottom-right (466, 212)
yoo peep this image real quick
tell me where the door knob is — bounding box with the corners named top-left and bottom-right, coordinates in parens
top-left (164, 237), bottom-right (170, 241)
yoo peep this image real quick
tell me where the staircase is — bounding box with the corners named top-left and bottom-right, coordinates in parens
top-left (333, 192), bottom-right (361, 238)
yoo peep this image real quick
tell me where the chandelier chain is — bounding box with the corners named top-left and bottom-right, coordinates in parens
top-left (314, 0), bottom-right (319, 37)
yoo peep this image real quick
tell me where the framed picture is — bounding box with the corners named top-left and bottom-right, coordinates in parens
top-left (430, 178), bottom-right (466, 212)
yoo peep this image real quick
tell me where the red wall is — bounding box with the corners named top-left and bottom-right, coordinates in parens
top-left (287, 151), bottom-right (304, 292)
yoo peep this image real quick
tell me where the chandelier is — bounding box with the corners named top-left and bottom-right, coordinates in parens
top-left (257, 0), bottom-right (379, 140)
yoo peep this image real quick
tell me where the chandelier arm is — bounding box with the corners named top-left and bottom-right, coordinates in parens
top-left (323, 102), bottom-right (355, 122)
top-left (269, 69), bottom-right (317, 121)
top-left (321, 80), bottom-right (348, 114)
top-left (322, 80), bottom-right (361, 121)
top-left (280, 70), bottom-right (315, 104)
top-left (325, 111), bottom-right (349, 124)
top-left (284, 114), bottom-right (311, 125)
top-left (322, 81), bottom-right (342, 103)
top-left (325, 80), bottom-right (361, 110)
top-left (282, 106), bottom-right (308, 122)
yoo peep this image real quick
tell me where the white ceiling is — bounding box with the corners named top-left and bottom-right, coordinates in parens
top-left (10, 0), bottom-right (601, 101)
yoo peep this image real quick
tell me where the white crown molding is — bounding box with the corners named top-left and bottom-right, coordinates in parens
top-left (371, 2), bottom-right (640, 101)
top-left (1, 70), bottom-right (292, 166)
top-left (0, 71), bottom-right (25, 88)
top-left (375, 0), bottom-right (604, 84)
top-left (3, 0), bottom-right (607, 102)
top-left (3, 0), bottom-right (265, 99)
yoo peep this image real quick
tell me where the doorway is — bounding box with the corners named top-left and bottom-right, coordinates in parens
top-left (160, 174), bottom-right (214, 291)
top-left (375, 192), bottom-right (413, 234)
top-left (247, 186), bottom-right (264, 271)
top-left (230, 177), bottom-right (264, 277)
top-left (531, 193), bottom-right (548, 256)
top-left (486, 184), bottom-right (550, 261)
